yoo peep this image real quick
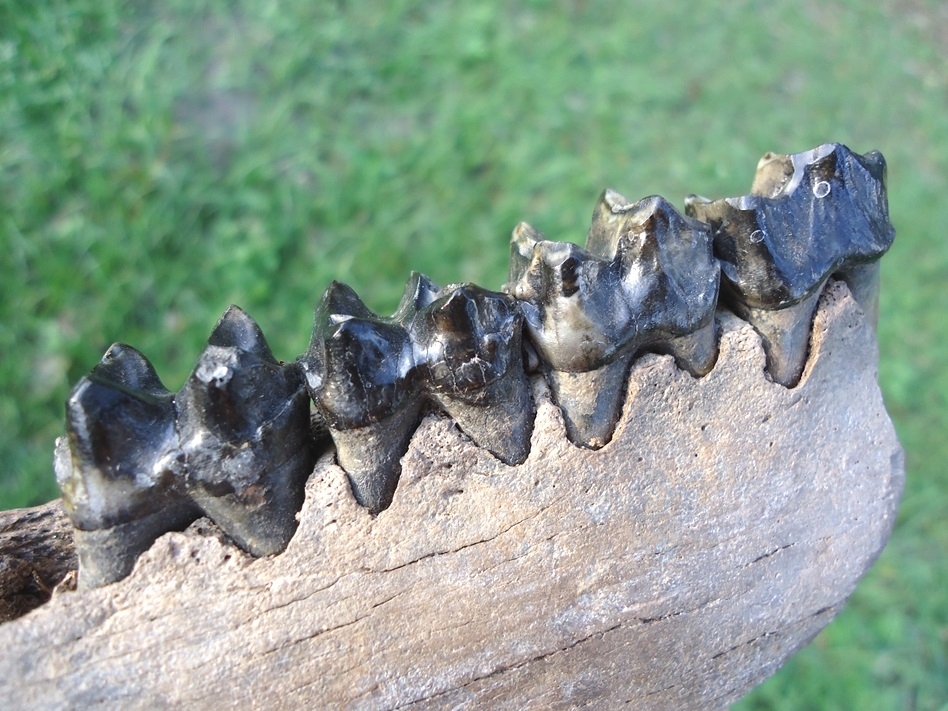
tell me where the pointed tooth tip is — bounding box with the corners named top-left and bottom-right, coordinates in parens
top-left (859, 149), bottom-right (888, 183)
top-left (90, 342), bottom-right (168, 394)
top-left (317, 280), bottom-right (373, 322)
top-left (601, 188), bottom-right (633, 213)
top-left (207, 305), bottom-right (275, 361)
top-left (396, 271), bottom-right (441, 318)
top-left (512, 221), bottom-right (543, 245)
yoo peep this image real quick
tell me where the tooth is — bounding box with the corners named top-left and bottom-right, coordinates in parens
top-left (409, 282), bottom-right (534, 465)
top-left (55, 344), bottom-right (196, 588)
top-left (588, 193), bottom-right (721, 377)
top-left (177, 306), bottom-right (316, 556)
top-left (509, 193), bottom-right (719, 448)
top-left (301, 282), bottom-right (420, 514)
top-left (685, 143), bottom-right (895, 386)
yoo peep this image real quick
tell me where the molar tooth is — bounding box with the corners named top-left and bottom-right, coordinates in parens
top-left (302, 282), bottom-right (420, 514)
top-left (410, 282), bottom-right (534, 465)
top-left (685, 143), bottom-right (895, 386)
top-left (510, 195), bottom-right (719, 448)
top-left (177, 306), bottom-right (316, 556)
top-left (55, 344), bottom-right (196, 588)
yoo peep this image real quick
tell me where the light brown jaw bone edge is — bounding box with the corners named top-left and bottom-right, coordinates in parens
top-left (3, 281), bottom-right (903, 710)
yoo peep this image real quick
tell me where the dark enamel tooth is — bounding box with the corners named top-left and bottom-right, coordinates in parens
top-left (508, 193), bottom-right (719, 448)
top-left (301, 282), bottom-right (419, 514)
top-left (685, 143), bottom-right (895, 386)
top-left (393, 271), bottom-right (442, 323)
top-left (589, 193), bottom-right (720, 376)
top-left (177, 306), bottom-right (316, 556)
top-left (55, 344), bottom-right (196, 589)
top-left (409, 282), bottom-right (534, 466)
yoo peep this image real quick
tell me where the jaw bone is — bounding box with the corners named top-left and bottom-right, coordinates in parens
top-left (508, 192), bottom-right (719, 448)
top-left (53, 143), bottom-right (896, 591)
top-left (26, 280), bottom-right (904, 710)
top-left (685, 143), bottom-right (894, 386)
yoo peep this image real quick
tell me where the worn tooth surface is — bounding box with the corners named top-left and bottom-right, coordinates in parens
top-left (177, 306), bottom-right (316, 556)
top-left (55, 344), bottom-right (196, 588)
top-left (685, 143), bottom-right (895, 386)
top-left (301, 282), bottom-right (420, 513)
top-left (509, 193), bottom-right (718, 448)
top-left (409, 282), bottom-right (534, 465)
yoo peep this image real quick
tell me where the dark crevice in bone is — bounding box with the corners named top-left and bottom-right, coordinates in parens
top-left (53, 142), bottom-right (894, 588)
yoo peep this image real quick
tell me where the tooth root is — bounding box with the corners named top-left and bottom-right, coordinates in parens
top-left (302, 282), bottom-right (419, 513)
top-left (686, 143), bottom-right (895, 386)
top-left (433, 369), bottom-right (535, 465)
top-left (55, 344), bottom-right (194, 588)
top-left (730, 287), bottom-right (824, 387)
top-left (329, 400), bottom-right (423, 514)
top-left (69, 498), bottom-right (200, 591)
top-left (665, 319), bottom-right (719, 377)
top-left (545, 355), bottom-right (632, 449)
top-left (179, 307), bottom-right (316, 556)
top-left (836, 262), bottom-right (881, 327)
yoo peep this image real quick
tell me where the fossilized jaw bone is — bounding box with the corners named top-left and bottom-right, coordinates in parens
top-left (12, 283), bottom-right (904, 710)
top-left (685, 142), bottom-right (894, 386)
top-left (508, 192), bottom-right (719, 448)
top-left (53, 142), bottom-right (895, 590)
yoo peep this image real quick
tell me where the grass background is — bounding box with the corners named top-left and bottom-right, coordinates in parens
top-left (1, 1), bottom-right (945, 707)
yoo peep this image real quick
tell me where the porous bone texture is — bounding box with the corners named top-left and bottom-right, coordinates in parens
top-left (0, 282), bottom-right (903, 711)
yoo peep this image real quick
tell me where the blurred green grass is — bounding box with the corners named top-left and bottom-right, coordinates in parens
top-left (1, 0), bottom-right (945, 707)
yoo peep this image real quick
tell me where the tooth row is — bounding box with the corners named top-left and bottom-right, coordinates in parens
top-left (300, 275), bottom-right (534, 514)
top-left (56, 142), bottom-right (895, 587)
top-left (55, 307), bottom-right (318, 589)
